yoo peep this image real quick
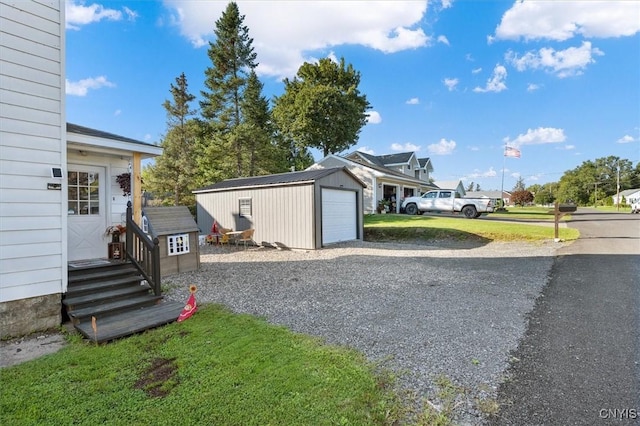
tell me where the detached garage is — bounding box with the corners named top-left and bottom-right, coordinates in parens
top-left (194, 167), bottom-right (365, 250)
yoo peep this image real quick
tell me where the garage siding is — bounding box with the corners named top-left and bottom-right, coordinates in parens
top-left (196, 184), bottom-right (315, 250)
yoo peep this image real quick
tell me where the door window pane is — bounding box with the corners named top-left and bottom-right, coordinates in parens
top-left (68, 171), bottom-right (100, 215)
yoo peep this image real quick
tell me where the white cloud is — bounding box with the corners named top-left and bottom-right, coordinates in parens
top-left (469, 167), bottom-right (497, 178)
top-left (114, 109), bottom-right (121, 116)
top-left (391, 142), bottom-right (421, 152)
top-left (357, 146), bottom-right (375, 155)
top-left (510, 172), bottom-right (521, 179)
top-left (473, 64), bottom-right (507, 93)
top-left (494, 1), bottom-right (640, 41)
top-left (506, 41), bottom-right (604, 78)
top-left (123, 7), bottom-right (138, 21)
top-left (527, 83), bottom-right (541, 92)
top-left (437, 35), bottom-right (450, 45)
top-left (66, 1), bottom-right (130, 30)
top-left (66, 76), bottom-right (115, 96)
top-left (406, 97), bottom-right (420, 105)
top-left (443, 78), bottom-right (459, 91)
top-left (163, 1), bottom-right (429, 79)
top-left (144, 134), bottom-right (152, 141)
top-left (441, 0), bottom-right (453, 9)
top-left (503, 127), bottom-right (567, 148)
top-left (366, 110), bottom-right (382, 124)
top-left (617, 135), bottom-right (636, 144)
top-left (471, 67), bottom-right (482, 74)
top-left (427, 138), bottom-right (456, 155)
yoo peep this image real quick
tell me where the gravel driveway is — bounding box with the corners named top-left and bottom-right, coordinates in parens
top-left (163, 239), bottom-right (563, 425)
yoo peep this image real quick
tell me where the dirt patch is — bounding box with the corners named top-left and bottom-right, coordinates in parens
top-left (134, 357), bottom-right (179, 398)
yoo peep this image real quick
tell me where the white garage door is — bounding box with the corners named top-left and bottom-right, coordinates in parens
top-left (321, 188), bottom-right (357, 245)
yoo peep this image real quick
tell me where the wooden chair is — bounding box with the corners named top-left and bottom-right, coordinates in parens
top-left (236, 229), bottom-right (255, 250)
top-left (219, 228), bottom-right (232, 246)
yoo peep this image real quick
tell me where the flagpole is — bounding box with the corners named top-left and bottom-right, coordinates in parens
top-left (500, 144), bottom-right (506, 209)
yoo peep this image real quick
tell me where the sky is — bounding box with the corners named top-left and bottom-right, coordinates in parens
top-left (65, 0), bottom-right (640, 191)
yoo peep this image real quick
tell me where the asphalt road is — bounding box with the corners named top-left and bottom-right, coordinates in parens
top-left (489, 209), bottom-right (640, 426)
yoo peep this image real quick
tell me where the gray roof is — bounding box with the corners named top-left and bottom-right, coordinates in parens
top-left (466, 190), bottom-right (510, 198)
top-left (142, 206), bottom-right (199, 236)
top-left (67, 122), bottom-right (155, 147)
top-left (194, 167), bottom-right (365, 193)
top-left (348, 151), bottom-right (432, 171)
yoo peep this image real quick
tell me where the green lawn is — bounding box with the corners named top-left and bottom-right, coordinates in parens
top-left (364, 212), bottom-right (580, 242)
top-left (1, 305), bottom-right (405, 426)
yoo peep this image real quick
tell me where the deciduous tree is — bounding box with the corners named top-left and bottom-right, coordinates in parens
top-left (273, 57), bottom-right (370, 157)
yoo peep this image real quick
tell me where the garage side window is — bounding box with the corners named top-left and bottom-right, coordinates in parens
top-left (239, 198), bottom-right (252, 217)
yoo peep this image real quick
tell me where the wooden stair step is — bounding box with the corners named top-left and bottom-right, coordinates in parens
top-left (75, 302), bottom-right (185, 343)
top-left (63, 283), bottom-right (152, 308)
top-left (67, 294), bottom-right (164, 322)
top-left (66, 275), bottom-right (145, 296)
top-left (68, 266), bottom-right (138, 284)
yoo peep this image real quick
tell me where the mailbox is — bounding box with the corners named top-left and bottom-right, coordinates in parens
top-left (558, 203), bottom-right (577, 213)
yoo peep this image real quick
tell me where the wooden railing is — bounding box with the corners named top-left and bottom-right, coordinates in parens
top-left (124, 202), bottom-right (161, 296)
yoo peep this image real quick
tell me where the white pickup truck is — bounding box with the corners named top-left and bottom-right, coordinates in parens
top-left (401, 189), bottom-right (495, 218)
top-left (631, 200), bottom-right (640, 214)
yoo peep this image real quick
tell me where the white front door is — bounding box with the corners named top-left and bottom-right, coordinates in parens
top-left (67, 165), bottom-right (107, 261)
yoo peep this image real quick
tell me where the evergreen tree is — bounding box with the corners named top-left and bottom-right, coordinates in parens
top-left (512, 176), bottom-right (526, 192)
top-left (466, 181), bottom-right (475, 192)
top-left (200, 1), bottom-right (257, 178)
top-left (273, 57), bottom-right (370, 157)
top-left (146, 73), bottom-right (198, 209)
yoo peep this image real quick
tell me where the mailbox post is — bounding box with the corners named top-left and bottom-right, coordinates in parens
top-left (554, 202), bottom-right (577, 239)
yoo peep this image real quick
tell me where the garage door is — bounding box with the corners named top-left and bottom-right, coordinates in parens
top-left (321, 188), bottom-right (357, 245)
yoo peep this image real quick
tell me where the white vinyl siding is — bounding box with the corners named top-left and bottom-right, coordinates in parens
top-left (0, 0), bottom-right (66, 302)
top-left (321, 189), bottom-right (357, 245)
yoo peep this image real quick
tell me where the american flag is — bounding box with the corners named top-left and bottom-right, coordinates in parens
top-left (504, 146), bottom-right (521, 158)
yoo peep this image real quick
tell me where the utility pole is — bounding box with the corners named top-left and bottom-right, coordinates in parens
top-left (616, 162), bottom-right (620, 212)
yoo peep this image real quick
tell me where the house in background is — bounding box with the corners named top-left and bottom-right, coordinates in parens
top-left (433, 180), bottom-right (466, 196)
top-left (310, 151), bottom-right (436, 214)
top-left (0, 1), bottom-right (163, 338)
top-left (614, 188), bottom-right (640, 206)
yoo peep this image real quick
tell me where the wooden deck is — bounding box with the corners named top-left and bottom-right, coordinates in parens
top-left (64, 260), bottom-right (183, 343)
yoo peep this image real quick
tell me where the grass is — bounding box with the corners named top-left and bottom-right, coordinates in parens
top-left (0, 305), bottom-right (405, 426)
top-left (364, 212), bottom-right (580, 242)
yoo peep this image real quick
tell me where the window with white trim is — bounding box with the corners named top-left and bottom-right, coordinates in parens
top-left (239, 198), bottom-right (252, 217)
top-left (167, 234), bottom-right (190, 256)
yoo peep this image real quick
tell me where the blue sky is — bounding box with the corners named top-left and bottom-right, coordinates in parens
top-left (65, 0), bottom-right (640, 191)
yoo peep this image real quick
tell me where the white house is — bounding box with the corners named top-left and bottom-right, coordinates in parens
top-left (614, 188), bottom-right (640, 206)
top-left (0, 1), bottom-right (161, 338)
top-left (433, 180), bottom-right (466, 196)
top-left (310, 151), bottom-right (436, 214)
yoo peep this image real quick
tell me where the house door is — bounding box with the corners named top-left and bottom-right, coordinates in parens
top-left (67, 165), bottom-right (106, 261)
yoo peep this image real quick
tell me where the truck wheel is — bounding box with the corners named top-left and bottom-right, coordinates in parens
top-left (474, 212), bottom-right (482, 218)
top-left (462, 205), bottom-right (477, 218)
top-left (405, 203), bottom-right (418, 215)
